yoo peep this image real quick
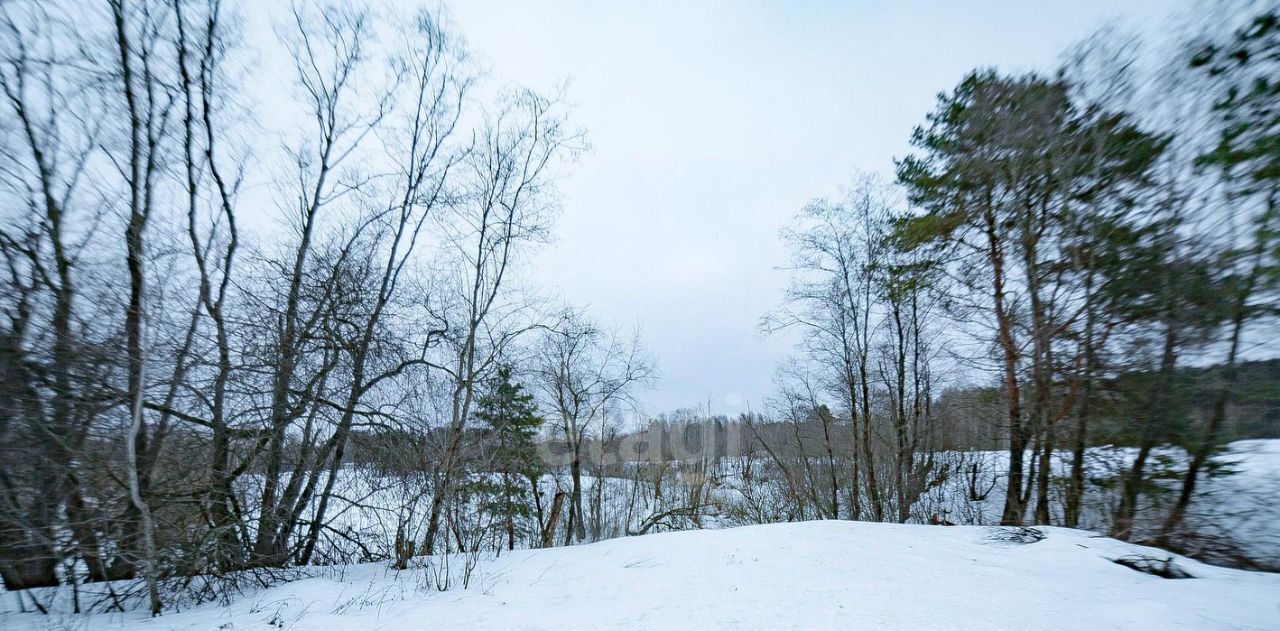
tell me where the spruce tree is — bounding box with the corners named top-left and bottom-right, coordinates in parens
top-left (475, 366), bottom-right (545, 551)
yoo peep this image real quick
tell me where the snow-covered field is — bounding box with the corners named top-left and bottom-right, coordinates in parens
top-left (4, 521), bottom-right (1278, 630)
top-left (222, 439), bottom-right (1280, 569)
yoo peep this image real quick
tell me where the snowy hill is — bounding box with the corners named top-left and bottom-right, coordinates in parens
top-left (5, 521), bottom-right (1277, 630)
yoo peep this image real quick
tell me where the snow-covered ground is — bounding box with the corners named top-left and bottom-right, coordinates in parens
top-left (4, 521), bottom-right (1278, 630)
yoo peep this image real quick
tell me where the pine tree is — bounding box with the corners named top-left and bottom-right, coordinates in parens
top-left (1161, 11), bottom-right (1280, 540)
top-left (896, 70), bottom-right (1170, 525)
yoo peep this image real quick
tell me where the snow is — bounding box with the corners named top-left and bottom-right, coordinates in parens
top-left (5, 521), bottom-right (1278, 630)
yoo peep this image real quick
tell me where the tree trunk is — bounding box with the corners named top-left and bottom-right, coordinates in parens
top-left (987, 209), bottom-right (1026, 526)
top-left (542, 491), bottom-right (566, 548)
top-left (567, 448), bottom-right (587, 544)
top-left (1160, 205), bottom-right (1268, 540)
top-left (858, 349), bottom-right (883, 521)
top-left (1112, 317), bottom-right (1178, 540)
top-left (1065, 270), bottom-right (1096, 528)
top-left (113, 0), bottom-right (160, 610)
top-left (504, 473), bottom-right (516, 551)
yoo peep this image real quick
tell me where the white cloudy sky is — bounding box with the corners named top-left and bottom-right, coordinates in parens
top-left (433, 0), bottom-right (1181, 414)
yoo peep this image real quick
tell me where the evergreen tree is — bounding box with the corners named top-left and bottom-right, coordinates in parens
top-left (896, 69), bottom-right (1170, 525)
top-left (1161, 10), bottom-right (1280, 540)
top-left (474, 366), bottom-right (545, 551)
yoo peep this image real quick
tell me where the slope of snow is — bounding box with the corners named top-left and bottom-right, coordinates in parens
top-left (5, 521), bottom-right (1278, 630)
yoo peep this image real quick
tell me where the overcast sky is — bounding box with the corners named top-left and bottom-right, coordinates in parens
top-left (430, 0), bottom-right (1184, 415)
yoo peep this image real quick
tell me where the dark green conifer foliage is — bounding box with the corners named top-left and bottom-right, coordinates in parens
top-left (474, 366), bottom-right (545, 550)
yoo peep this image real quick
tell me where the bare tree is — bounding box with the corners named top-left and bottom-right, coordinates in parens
top-left (765, 173), bottom-right (894, 521)
top-left (536, 310), bottom-right (653, 545)
top-left (250, 2), bottom-right (382, 565)
top-left (419, 88), bottom-right (582, 554)
top-left (0, 2), bottom-right (110, 589)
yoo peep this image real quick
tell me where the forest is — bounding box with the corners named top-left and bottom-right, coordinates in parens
top-left (0, 0), bottom-right (1277, 619)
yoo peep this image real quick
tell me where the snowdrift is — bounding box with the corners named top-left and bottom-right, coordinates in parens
top-left (4, 521), bottom-right (1277, 630)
